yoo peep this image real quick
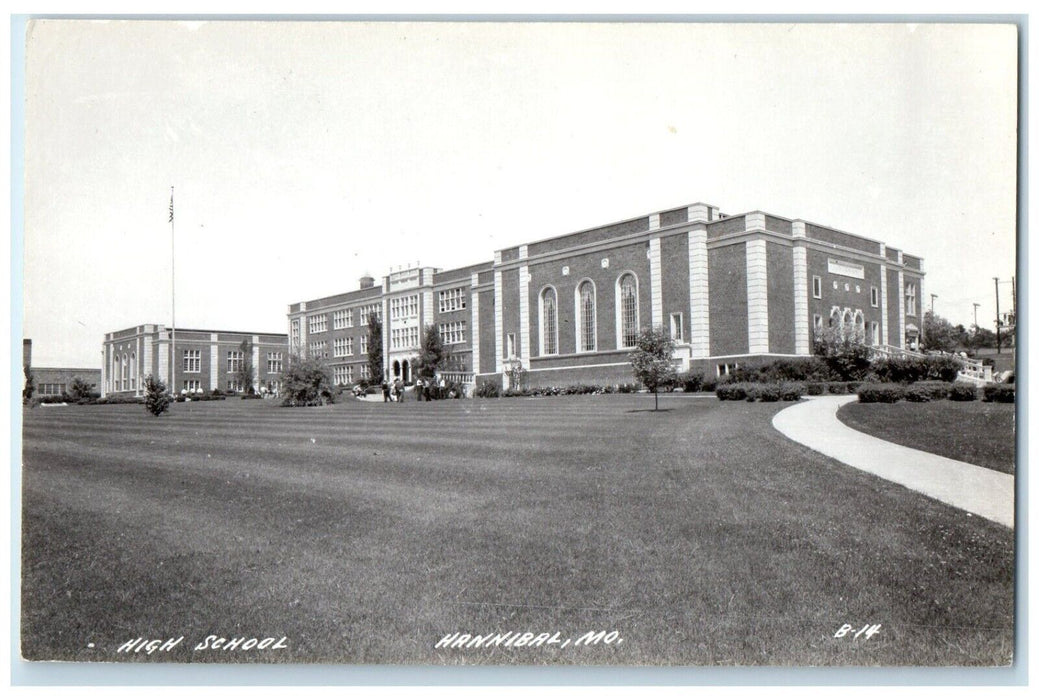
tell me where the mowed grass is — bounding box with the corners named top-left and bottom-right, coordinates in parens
top-left (838, 401), bottom-right (1016, 475)
top-left (21, 395), bottom-right (1013, 665)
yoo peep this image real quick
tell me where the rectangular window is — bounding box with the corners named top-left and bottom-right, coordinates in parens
top-left (333, 309), bottom-right (353, 330)
top-left (309, 341), bottom-right (327, 358)
top-left (871, 322), bottom-right (880, 346)
top-left (905, 283), bottom-right (917, 316)
top-left (813, 314), bottom-right (823, 330)
top-left (359, 303), bottom-right (382, 323)
top-left (267, 352), bottom-right (283, 374)
top-left (506, 333), bottom-right (516, 359)
top-left (308, 314), bottom-right (328, 334)
top-left (183, 349), bottom-right (201, 373)
top-left (227, 351), bottom-right (243, 372)
top-left (812, 276), bottom-right (822, 299)
top-left (716, 362), bottom-right (739, 377)
top-left (333, 365), bottom-right (354, 385)
top-left (360, 335), bottom-right (368, 354)
top-left (438, 321), bottom-right (468, 345)
top-left (183, 379), bottom-right (201, 393)
top-left (871, 286), bottom-right (879, 307)
top-left (438, 288), bottom-right (467, 313)
top-left (291, 319), bottom-right (301, 348)
top-left (670, 313), bottom-right (683, 342)
top-left (227, 379), bottom-right (242, 393)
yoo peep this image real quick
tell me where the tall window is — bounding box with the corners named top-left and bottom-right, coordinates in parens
top-left (577, 281), bottom-right (596, 352)
top-left (618, 273), bottom-right (639, 348)
top-left (843, 310), bottom-right (854, 342)
top-left (871, 286), bottom-right (879, 307)
top-left (905, 283), bottom-right (917, 316)
top-left (541, 287), bottom-right (558, 355)
top-left (183, 349), bottom-right (201, 373)
top-left (267, 352), bottom-right (283, 373)
top-left (812, 275), bottom-right (822, 299)
top-left (227, 351), bottom-right (243, 372)
top-left (670, 313), bottom-right (683, 342)
top-left (854, 311), bottom-right (865, 343)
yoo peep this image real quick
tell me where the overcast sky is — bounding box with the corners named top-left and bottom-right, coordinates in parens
top-left (20, 20), bottom-right (1017, 368)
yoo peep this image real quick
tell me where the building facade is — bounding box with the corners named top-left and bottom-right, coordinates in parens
top-left (101, 325), bottom-right (289, 398)
top-left (23, 339), bottom-right (102, 397)
top-left (289, 201), bottom-right (925, 389)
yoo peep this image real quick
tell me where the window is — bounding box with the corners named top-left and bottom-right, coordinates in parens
top-left (391, 327), bottom-right (420, 350)
top-left (506, 333), bottom-right (516, 359)
top-left (333, 365), bottom-right (354, 386)
top-left (183, 349), bottom-right (201, 373)
top-left (333, 337), bottom-right (353, 357)
top-left (853, 311), bottom-right (865, 343)
top-left (438, 288), bottom-right (467, 313)
top-left (541, 287), bottom-right (558, 355)
top-left (618, 273), bottom-right (639, 348)
top-left (267, 352), bottom-right (283, 374)
top-left (308, 340), bottom-right (327, 358)
top-left (391, 295), bottom-right (419, 320)
top-left (670, 312), bottom-right (684, 342)
top-left (183, 379), bottom-right (201, 393)
top-left (716, 362), bottom-right (739, 377)
top-left (813, 314), bottom-right (823, 330)
top-left (333, 309), bottom-right (353, 330)
top-left (870, 322), bottom-right (880, 346)
top-left (812, 276), bottom-right (822, 299)
top-left (438, 321), bottom-right (467, 345)
top-left (227, 379), bottom-right (242, 393)
top-left (40, 383), bottom-right (66, 395)
top-left (308, 314), bottom-right (327, 334)
top-left (359, 303), bottom-right (382, 323)
top-left (905, 283), bottom-right (917, 316)
top-left (291, 319), bottom-right (300, 347)
top-left (227, 351), bottom-right (243, 372)
top-left (122, 353), bottom-right (128, 390)
top-left (130, 353), bottom-right (137, 389)
top-left (577, 281), bottom-right (596, 352)
top-left (871, 286), bottom-right (879, 307)
top-left (360, 335), bottom-right (368, 355)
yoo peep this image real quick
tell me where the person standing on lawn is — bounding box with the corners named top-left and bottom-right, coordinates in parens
top-left (382, 379), bottom-right (390, 403)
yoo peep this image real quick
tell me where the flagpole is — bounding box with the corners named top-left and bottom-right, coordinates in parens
top-left (170, 186), bottom-right (176, 393)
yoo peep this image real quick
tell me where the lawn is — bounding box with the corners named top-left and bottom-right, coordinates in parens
top-left (838, 400), bottom-right (1016, 475)
top-left (20, 394), bottom-right (1014, 665)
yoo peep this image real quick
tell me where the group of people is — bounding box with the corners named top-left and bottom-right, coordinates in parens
top-left (380, 375), bottom-right (448, 402)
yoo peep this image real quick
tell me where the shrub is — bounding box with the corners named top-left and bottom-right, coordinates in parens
top-left (779, 382), bottom-right (805, 401)
top-left (474, 381), bottom-right (501, 398)
top-left (716, 383), bottom-right (748, 401)
top-left (948, 383), bottom-right (978, 402)
top-left (679, 371), bottom-right (704, 393)
top-left (700, 377), bottom-right (718, 393)
top-left (827, 382), bottom-right (850, 395)
top-left (805, 382), bottom-right (825, 396)
top-left (856, 383), bottom-right (904, 403)
top-left (144, 375), bottom-right (173, 416)
top-left (983, 383), bottom-right (1015, 403)
top-left (616, 383), bottom-right (639, 393)
top-left (756, 384), bottom-right (781, 402)
top-left (903, 385), bottom-right (934, 402)
top-left (912, 380), bottom-right (952, 401)
top-left (240, 393), bottom-right (263, 400)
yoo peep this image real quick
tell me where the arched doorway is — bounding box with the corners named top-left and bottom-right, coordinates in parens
top-left (402, 359), bottom-right (411, 383)
top-left (393, 360), bottom-right (401, 378)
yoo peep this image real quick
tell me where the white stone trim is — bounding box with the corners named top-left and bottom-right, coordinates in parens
top-left (157, 340), bottom-right (169, 388)
top-left (880, 264), bottom-right (889, 346)
top-left (528, 361), bottom-right (632, 372)
top-left (688, 204), bottom-right (709, 222)
top-left (746, 239), bottom-right (769, 354)
top-left (519, 244), bottom-right (528, 260)
top-left (649, 213), bottom-right (660, 231)
top-left (494, 270), bottom-right (503, 372)
top-left (897, 269), bottom-right (906, 348)
top-left (745, 211), bottom-right (766, 231)
top-left (210, 340), bottom-right (219, 390)
top-left (519, 265), bottom-right (530, 366)
top-left (251, 336), bottom-right (261, 392)
top-left (422, 289), bottom-right (434, 331)
top-left (688, 229), bottom-right (710, 359)
top-left (649, 237), bottom-right (663, 329)
top-left (471, 289), bottom-right (480, 375)
top-left (792, 242), bottom-right (810, 355)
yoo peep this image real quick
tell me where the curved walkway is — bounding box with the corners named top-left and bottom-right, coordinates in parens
top-left (772, 396), bottom-right (1014, 529)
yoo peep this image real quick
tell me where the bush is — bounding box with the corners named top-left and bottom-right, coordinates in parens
top-left (779, 382), bottom-right (805, 401)
top-left (474, 381), bottom-right (501, 398)
top-left (700, 377), bottom-right (718, 393)
top-left (96, 394), bottom-right (145, 405)
top-left (616, 383), bottom-right (639, 393)
top-left (904, 385), bottom-right (934, 402)
top-left (827, 381), bottom-right (850, 395)
top-left (240, 393), bottom-right (263, 400)
top-left (756, 384), bottom-right (782, 402)
top-left (678, 371), bottom-right (704, 393)
top-left (912, 380), bottom-right (952, 401)
top-left (805, 382), bottom-right (825, 396)
top-left (856, 383), bottom-right (905, 403)
top-left (948, 383), bottom-right (978, 402)
top-left (983, 383), bottom-right (1015, 403)
top-left (871, 355), bottom-right (963, 384)
top-left (716, 383), bottom-right (748, 401)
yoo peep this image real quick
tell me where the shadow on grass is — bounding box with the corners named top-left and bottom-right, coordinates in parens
top-left (626, 408), bottom-right (675, 413)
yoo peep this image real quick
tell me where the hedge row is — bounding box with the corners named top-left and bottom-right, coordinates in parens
top-left (855, 381), bottom-right (1015, 403)
top-left (715, 382), bottom-right (804, 402)
top-left (476, 382), bottom-right (641, 398)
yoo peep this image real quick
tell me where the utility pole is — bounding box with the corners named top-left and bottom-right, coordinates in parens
top-left (994, 277), bottom-right (1001, 355)
top-left (973, 303), bottom-right (979, 329)
top-left (930, 294), bottom-right (937, 314)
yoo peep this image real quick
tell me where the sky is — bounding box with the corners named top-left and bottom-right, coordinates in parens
top-left (19, 20), bottom-right (1018, 368)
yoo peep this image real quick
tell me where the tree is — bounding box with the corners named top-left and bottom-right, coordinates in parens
top-left (366, 312), bottom-right (383, 383)
top-left (812, 325), bottom-right (872, 381)
top-left (417, 324), bottom-right (449, 379)
top-left (67, 377), bottom-right (95, 401)
top-left (281, 355), bottom-right (336, 407)
top-left (921, 311), bottom-right (959, 353)
top-left (144, 375), bottom-right (172, 416)
top-left (23, 365), bottom-right (35, 403)
top-left (235, 339), bottom-right (256, 394)
top-left (628, 327), bottom-right (677, 411)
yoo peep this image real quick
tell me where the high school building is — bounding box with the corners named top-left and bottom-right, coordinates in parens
top-left (23, 339), bottom-right (102, 397)
top-left (289, 201), bottom-right (925, 389)
top-left (101, 325), bottom-right (289, 398)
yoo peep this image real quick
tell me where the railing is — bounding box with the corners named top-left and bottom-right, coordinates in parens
top-left (870, 344), bottom-right (992, 384)
top-left (439, 371), bottom-right (475, 385)
top-left (869, 344), bottom-right (927, 361)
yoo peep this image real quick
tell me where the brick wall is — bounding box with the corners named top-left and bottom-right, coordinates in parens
top-left (766, 242), bottom-right (795, 353)
top-left (708, 243), bottom-right (748, 356)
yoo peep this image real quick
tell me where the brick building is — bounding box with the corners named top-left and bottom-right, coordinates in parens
top-left (289, 201), bottom-right (925, 390)
top-left (22, 339), bottom-right (101, 398)
top-left (101, 325), bottom-right (288, 398)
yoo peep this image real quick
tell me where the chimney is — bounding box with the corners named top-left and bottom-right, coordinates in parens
top-left (359, 275), bottom-right (375, 289)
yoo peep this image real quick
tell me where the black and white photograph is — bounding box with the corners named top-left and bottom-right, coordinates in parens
top-left (13, 17), bottom-right (1019, 677)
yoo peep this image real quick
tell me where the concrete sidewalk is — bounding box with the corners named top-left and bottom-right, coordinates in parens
top-left (772, 396), bottom-right (1015, 529)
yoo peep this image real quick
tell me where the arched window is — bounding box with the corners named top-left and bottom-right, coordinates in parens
top-left (854, 312), bottom-right (865, 344)
top-left (617, 273), bottom-right (639, 348)
top-left (541, 287), bottom-right (558, 355)
top-left (577, 280), bottom-right (596, 352)
top-left (121, 353), bottom-right (128, 391)
top-left (130, 352), bottom-right (137, 389)
top-left (842, 310), bottom-right (853, 342)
